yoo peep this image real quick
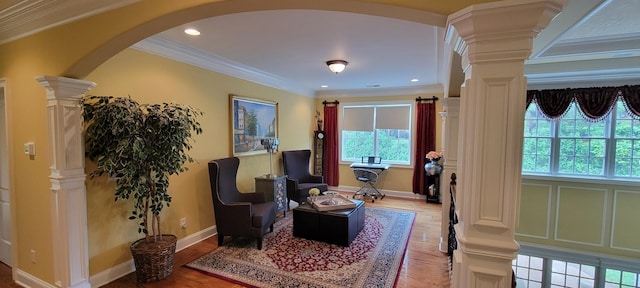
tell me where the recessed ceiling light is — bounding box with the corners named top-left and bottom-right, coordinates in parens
top-left (184, 28), bottom-right (200, 36)
top-left (411, 78), bottom-right (420, 82)
top-left (321, 85), bottom-right (328, 88)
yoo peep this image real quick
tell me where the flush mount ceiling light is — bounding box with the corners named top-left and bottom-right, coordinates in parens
top-left (326, 60), bottom-right (348, 74)
top-left (184, 28), bottom-right (200, 36)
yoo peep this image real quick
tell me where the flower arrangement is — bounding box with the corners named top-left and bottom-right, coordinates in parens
top-left (309, 188), bottom-right (320, 196)
top-left (308, 188), bottom-right (321, 203)
top-left (426, 151), bottom-right (443, 161)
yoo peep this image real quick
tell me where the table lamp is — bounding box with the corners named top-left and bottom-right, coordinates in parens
top-left (261, 137), bottom-right (279, 178)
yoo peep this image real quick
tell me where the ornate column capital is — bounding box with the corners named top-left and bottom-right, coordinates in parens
top-left (446, 0), bottom-right (566, 63)
top-left (36, 76), bottom-right (96, 100)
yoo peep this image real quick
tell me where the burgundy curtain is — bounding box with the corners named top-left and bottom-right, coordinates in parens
top-left (526, 85), bottom-right (640, 121)
top-left (324, 104), bottom-right (339, 186)
top-left (412, 102), bottom-right (435, 195)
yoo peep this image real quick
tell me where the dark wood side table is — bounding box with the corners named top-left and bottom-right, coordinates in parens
top-left (254, 175), bottom-right (288, 217)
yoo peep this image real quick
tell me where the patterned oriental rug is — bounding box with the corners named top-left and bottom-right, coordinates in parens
top-left (186, 207), bottom-right (416, 288)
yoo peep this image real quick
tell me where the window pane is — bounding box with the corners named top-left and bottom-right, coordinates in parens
top-left (343, 106), bottom-right (374, 131)
top-left (523, 137), bottom-right (551, 172)
top-left (376, 105), bottom-right (410, 129)
top-left (621, 272), bottom-right (637, 286)
top-left (376, 129), bottom-right (410, 163)
top-left (523, 103), bottom-right (553, 174)
top-left (342, 131), bottom-right (374, 160)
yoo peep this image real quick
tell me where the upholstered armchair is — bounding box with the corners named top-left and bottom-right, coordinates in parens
top-left (208, 157), bottom-right (276, 250)
top-left (282, 149), bottom-right (328, 208)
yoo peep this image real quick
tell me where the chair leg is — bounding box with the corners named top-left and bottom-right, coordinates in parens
top-left (270, 223), bottom-right (274, 232)
top-left (218, 234), bottom-right (224, 246)
top-left (257, 237), bottom-right (263, 250)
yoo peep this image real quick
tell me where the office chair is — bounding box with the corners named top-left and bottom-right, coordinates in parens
top-left (352, 168), bottom-right (385, 202)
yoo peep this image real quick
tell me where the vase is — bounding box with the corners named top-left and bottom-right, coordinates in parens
top-left (424, 160), bottom-right (442, 176)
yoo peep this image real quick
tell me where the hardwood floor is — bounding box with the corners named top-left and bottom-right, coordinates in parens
top-left (1, 195), bottom-right (451, 288)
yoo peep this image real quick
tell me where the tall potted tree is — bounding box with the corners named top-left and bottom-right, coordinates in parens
top-left (82, 95), bottom-right (203, 283)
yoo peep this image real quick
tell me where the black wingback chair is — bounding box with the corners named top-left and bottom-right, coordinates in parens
top-left (208, 157), bottom-right (276, 250)
top-left (282, 149), bottom-right (328, 208)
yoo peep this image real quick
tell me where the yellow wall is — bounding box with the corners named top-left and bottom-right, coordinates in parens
top-left (316, 95), bottom-right (444, 194)
top-left (84, 48), bottom-right (315, 273)
top-left (517, 178), bottom-right (640, 259)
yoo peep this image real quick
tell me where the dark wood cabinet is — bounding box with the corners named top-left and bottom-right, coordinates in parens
top-left (313, 131), bottom-right (326, 177)
top-left (254, 175), bottom-right (288, 217)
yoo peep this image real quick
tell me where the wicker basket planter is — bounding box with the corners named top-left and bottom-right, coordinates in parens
top-left (130, 234), bottom-right (177, 283)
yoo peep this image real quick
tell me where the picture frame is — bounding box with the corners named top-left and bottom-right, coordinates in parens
top-left (230, 94), bottom-right (278, 156)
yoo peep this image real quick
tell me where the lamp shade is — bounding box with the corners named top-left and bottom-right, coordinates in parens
top-left (326, 60), bottom-right (348, 74)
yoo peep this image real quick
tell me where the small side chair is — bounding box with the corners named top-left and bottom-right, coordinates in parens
top-left (282, 149), bottom-right (328, 208)
top-left (208, 157), bottom-right (276, 250)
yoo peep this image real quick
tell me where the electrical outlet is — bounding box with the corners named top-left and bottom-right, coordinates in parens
top-left (180, 217), bottom-right (187, 229)
top-left (30, 249), bottom-right (36, 263)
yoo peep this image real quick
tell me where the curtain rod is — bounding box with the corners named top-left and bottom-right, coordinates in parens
top-left (322, 100), bottom-right (340, 105)
top-left (415, 96), bottom-right (439, 102)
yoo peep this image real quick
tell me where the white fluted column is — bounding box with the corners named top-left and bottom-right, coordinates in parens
top-left (439, 97), bottom-right (460, 253)
top-left (445, 1), bottom-right (565, 287)
top-left (37, 76), bottom-right (96, 288)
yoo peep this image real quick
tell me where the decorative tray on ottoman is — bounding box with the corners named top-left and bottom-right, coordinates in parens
top-left (309, 193), bottom-right (357, 212)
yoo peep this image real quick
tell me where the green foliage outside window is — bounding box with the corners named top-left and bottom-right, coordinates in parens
top-left (342, 131), bottom-right (374, 159)
top-left (376, 129), bottom-right (410, 162)
top-left (523, 100), bottom-right (640, 179)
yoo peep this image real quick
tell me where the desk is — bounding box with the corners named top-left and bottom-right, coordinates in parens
top-left (349, 162), bottom-right (389, 201)
top-left (349, 162), bottom-right (390, 172)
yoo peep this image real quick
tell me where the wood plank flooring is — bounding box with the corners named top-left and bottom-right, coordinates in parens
top-left (1, 194), bottom-right (450, 288)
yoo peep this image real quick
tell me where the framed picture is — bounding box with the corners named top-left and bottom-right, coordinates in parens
top-left (230, 94), bottom-right (278, 156)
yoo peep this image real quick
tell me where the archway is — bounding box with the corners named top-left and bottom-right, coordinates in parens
top-left (41, 1), bottom-right (447, 287)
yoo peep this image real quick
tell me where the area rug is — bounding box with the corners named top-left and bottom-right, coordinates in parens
top-left (186, 207), bottom-right (415, 288)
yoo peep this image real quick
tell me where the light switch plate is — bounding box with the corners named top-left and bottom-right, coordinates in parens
top-left (24, 142), bottom-right (35, 156)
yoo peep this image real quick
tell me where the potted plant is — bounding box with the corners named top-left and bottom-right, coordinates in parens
top-left (81, 95), bottom-right (202, 283)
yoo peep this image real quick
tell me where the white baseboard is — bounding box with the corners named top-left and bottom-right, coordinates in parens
top-left (14, 268), bottom-right (56, 288)
top-left (89, 226), bottom-right (217, 288)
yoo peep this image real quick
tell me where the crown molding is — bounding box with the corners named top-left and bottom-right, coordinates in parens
top-left (132, 36), bottom-right (315, 97)
top-left (315, 84), bottom-right (443, 98)
top-left (526, 67), bottom-right (640, 89)
top-left (0, 0), bottom-right (139, 45)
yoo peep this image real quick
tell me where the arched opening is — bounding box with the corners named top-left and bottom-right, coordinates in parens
top-left (56, 1), bottom-right (447, 286)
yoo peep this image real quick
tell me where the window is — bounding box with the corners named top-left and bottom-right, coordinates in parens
top-left (513, 247), bottom-right (640, 288)
top-left (551, 260), bottom-right (596, 288)
top-left (513, 254), bottom-right (544, 288)
top-left (523, 100), bottom-right (640, 179)
top-left (605, 269), bottom-right (640, 288)
top-left (341, 103), bottom-right (412, 165)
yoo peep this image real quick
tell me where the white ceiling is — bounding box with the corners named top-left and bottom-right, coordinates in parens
top-left (2, 0), bottom-right (639, 96)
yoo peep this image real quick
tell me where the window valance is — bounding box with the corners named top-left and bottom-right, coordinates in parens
top-left (526, 85), bottom-right (640, 121)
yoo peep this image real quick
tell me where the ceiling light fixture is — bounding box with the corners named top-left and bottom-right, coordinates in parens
top-left (184, 28), bottom-right (200, 36)
top-left (326, 60), bottom-right (348, 74)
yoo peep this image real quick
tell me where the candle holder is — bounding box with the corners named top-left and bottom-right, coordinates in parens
top-left (261, 137), bottom-right (280, 178)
